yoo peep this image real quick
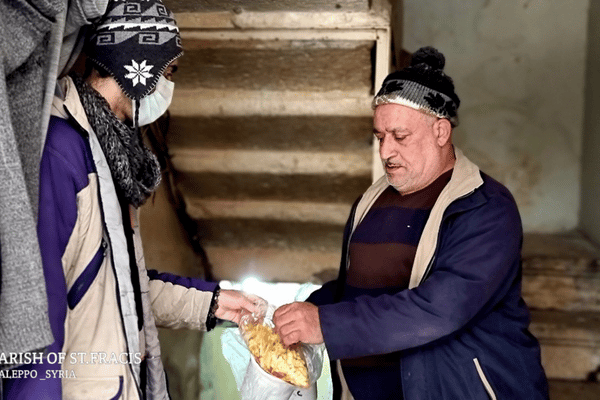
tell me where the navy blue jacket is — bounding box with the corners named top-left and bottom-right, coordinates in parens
top-left (308, 149), bottom-right (549, 400)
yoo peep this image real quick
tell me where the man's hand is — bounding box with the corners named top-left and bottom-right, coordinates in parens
top-left (215, 290), bottom-right (264, 325)
top-left (273, 302), bottom-right (324, 347)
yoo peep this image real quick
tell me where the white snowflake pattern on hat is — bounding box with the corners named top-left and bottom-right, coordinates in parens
top-left (124, 60), bottom-right (154, 86)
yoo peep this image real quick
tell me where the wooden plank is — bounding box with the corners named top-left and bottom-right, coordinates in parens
top-left (180, 29), bottom-right (379, 41)
top-left (174, 11), bottom-right (388, 30)
top-left (170, 148), bottom-right (371, 176)
top-left (230, 11), bottom-right (389, 30)
top-left (174, 172), bottom-right (371, 203)
top-left (173, 12), bottom-right (235, 29)
top-left (167, 115), bottom-right (373, 152)
top-left (165, 0), bottom-right (370, 14)
top-left (523, 272), bottom-right (600, 312)
top-left (170, 88), bottom-right (373, 117)
top-left (175, 39), bottom-right (373, 92)
top-left (194, 218), bottom-right (345, 251)
top-left (185, 199), bottom-right (352, 225)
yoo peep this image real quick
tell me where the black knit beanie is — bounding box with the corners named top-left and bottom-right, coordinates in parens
top-left (86, 0), bottom-right (183, 102)
top-left (373, 46), bottom-right (460, 126)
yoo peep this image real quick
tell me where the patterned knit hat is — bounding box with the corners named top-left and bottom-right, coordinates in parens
top-left (373, 46), bottom-right (460, 126)
top-left (86, 0), bottom-right (183, 101)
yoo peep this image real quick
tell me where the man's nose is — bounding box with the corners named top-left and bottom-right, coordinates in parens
top-left (379, 135), bottom-right (396, 160)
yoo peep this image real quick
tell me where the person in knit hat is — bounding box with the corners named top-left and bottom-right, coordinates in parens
top-left (274, 46), bottom-right (549, 400)
top-left (3, 1), bottom-right (262, 399)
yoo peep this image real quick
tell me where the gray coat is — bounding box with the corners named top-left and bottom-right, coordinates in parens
top-left (0, 0), bottom-right (108, 369)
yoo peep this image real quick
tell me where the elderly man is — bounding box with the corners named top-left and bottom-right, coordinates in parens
top-left (2, 1), bottom-right (260, 399)
top-left (274, 47), bottom-right (549, 399)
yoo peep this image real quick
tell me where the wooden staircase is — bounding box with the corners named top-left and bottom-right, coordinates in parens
top-left (163, 0), bottom-right (390, 284)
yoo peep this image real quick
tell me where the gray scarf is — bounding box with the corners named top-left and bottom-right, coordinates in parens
top-left (71, 73), bottom-right (161, 207)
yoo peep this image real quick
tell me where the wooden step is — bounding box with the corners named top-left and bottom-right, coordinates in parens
top-left (186, 199), bottom-right (350, 226)
top-left (548, 380), bottom-right (600, 400)
top-left (172, 10), bottom-right (390, 37)
top-left (195, 219), bottom-right (343, 251)
top-left (170, 88), bottom-right (373, 117)
top-left (167, 115), bottom-right (373, 151)
top-left (205, 245), bottom-right (341, 283)
top-left (164, 0), bottom-right (370, 13)
top-left (170, 148), bottom-right (371, 175)
top-left (523, 233), bottom-right (600, 259)
top-left (175, 172), bottom-right (370, 203)
top-left (522, 233), bottom-right (600, 312)
top-left (186, 199), bottom-right (349, 252)
top-left (522, 263), bottom-right (600, 312)
top-left (174, 38), bottom-right (373, 92)
top-left (531, 310), bottom-right (600, 380)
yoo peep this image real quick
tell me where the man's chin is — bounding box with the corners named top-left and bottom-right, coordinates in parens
top-left (385, 175), bottom-right (405, 191)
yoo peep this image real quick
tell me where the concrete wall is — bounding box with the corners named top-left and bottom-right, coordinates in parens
top-left (580, 0), bottom-right (600, 245)
top-left (402, 0), bottom-right (589, 232)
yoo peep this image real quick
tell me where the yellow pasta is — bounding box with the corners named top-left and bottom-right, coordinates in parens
top-left (244, 322), bottom-right (309, 388)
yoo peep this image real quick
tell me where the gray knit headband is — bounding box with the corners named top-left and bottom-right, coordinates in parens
top-left (373, 46), bottom-right (460, 126)
top-left (372, 79), bottom-right (459, 126)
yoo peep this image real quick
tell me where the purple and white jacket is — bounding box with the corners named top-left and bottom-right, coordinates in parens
top-left (3, 76), bottom-right (218, 400)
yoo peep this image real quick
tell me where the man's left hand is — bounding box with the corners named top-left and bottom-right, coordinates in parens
top-left (273, 302), bottom-right (324, 347)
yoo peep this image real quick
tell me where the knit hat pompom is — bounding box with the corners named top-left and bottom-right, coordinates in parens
top-left (373, 46), bottom-right (460, 126)
top-left (410, 46), bottom-right (445, 70)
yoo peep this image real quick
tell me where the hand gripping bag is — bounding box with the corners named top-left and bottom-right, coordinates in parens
top-left (222, 303), bottom-right (324, 400)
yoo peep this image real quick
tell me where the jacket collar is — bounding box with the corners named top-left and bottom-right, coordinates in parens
top-left (350, 146), bottom-right (484, 288)
top-left (52, 76), bottom-right (93, 135)
top-left (353, 147), bottom-right (482, 230)
top-left (409, 147), bottom-right (483, 287)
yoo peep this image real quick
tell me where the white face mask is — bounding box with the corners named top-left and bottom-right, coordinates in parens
top-left (132, 75), bottom-right (174, 126)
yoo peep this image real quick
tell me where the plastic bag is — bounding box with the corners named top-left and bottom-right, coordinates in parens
top-left (221, 302), bottom-right (324, 400)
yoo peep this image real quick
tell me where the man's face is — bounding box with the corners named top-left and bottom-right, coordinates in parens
top-left (373, 103), bottom-right (448, 194)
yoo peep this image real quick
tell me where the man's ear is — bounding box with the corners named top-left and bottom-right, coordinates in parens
top-left (433, 118), bottom-right (452, 146)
